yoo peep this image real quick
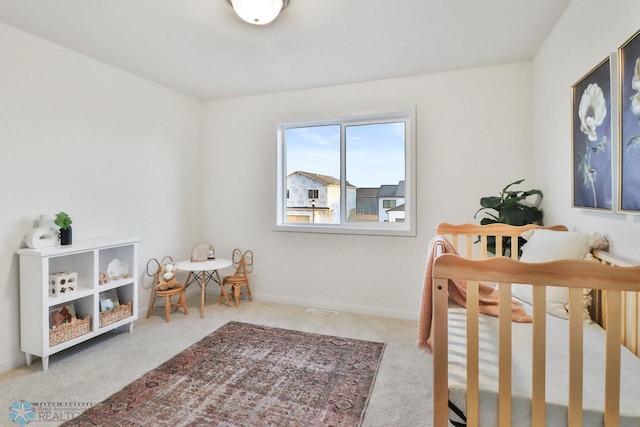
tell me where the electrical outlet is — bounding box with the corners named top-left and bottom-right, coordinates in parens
top-left (254, 266), bottom-right (260, 277)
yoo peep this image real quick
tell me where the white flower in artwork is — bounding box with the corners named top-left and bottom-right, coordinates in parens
top-left (631, 92), bottom-right (640, 115)
top-left (578, 83), bottom-right (607, 141)
top-left (628, 57), bottom-right (640, 149)
top-left (632, 57), bottom-right (640, 91)
top-left (631, 58), bottom-right (640, 116)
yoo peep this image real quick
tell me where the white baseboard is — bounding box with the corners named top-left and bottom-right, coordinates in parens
top-left (0, 355), bottom-right (24, 373)
top-left (252, 292), bottom-right (419, 321)
top-left (139, 287), bottom-right (419, 321)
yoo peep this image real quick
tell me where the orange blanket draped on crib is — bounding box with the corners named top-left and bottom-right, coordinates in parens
top-left (417, 235), bottom-right (531, 351)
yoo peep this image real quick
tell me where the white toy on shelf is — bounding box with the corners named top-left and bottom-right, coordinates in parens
top-left (25, 215), bottom-right (57, 249)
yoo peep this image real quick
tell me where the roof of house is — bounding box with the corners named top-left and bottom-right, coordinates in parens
top-left (377, 180), bottom-right (405, 198)
top-left (288, 171), bottom-right (355, 188)
top-left (356, 188), bottom-right (379, 198)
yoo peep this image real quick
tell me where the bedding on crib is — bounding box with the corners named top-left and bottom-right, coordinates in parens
top-left (445, 301), bottom-right (640, 427)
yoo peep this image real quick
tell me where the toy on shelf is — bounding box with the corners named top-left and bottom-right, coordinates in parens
top-left (49, 272), bottom-right (77, 296)
top-left (24, 215), bottom-right (58, 249)
top-left (107, 258), bottom-right (129, 280)
top-left (98, 271), bottom-right (109, 285)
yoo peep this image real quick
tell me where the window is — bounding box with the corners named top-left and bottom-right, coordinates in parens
top-left (383, 200), bottom-right (397, 209)
top-left (276, 109), bottom-right (416, 236)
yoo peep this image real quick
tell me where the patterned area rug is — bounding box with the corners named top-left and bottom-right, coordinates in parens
top-left (63, 321), bottom-right (385, 426)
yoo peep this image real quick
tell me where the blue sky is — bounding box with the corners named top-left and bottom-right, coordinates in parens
top-left (285, 122), bottom-right (405, 188)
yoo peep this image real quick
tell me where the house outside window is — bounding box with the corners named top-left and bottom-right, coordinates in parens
top-left (379, 182), bottom-right (405, 222)
top-left (356, 187), bottom-right (379, 221)
top-left (276, 109), bottom-right (416, 236)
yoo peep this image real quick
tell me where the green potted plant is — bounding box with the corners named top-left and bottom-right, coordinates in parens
top-left (474, 179), bottom-right (543, 256)
top-left (54, 212), bottom-right (73, 245)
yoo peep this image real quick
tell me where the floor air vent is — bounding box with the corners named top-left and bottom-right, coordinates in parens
top-left (306, 308), bottom-right (339, 316)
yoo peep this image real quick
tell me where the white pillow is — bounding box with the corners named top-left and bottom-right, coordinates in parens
top-left (511, 229), bottom-right (596, 320)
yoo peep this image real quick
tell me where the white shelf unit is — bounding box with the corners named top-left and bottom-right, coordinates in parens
top-left (17, 237), bottom-right (140, 371)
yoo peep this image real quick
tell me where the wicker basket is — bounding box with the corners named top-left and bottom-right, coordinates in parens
top-left (49, 316), bottom-right (91, 347)
top-left (99, 302), bottom-right (132, 328)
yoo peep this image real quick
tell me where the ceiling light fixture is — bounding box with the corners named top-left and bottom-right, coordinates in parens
top-left (226, 0), bottom-right (290, 26)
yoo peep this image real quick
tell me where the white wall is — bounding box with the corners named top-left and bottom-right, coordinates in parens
top-left (0, 14), bottom-right (547, 373)
top-left (202, 63), bottom-right (534, 319)
top-left (0, 23), bottom-right (203, 372)
top-left (533, 0), bottom-right (640, 259)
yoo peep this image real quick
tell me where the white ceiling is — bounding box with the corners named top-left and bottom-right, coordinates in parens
top-left (0, 0), bottom-right (571, 100)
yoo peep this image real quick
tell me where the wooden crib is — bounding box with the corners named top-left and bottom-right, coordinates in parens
top-left (430, 223), bottom-right (640, 427)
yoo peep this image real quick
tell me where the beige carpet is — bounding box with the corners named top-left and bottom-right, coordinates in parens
top-left (0, 295), bottom-right (432, 427)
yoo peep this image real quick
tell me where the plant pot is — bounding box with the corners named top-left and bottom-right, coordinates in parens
top-left (60, 226), bottom-right (72, 246)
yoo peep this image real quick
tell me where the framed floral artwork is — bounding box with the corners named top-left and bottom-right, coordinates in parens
top-left (619, 29), bottom-right (640, 212)
top-left (571, 56), bottom-right (613, 211)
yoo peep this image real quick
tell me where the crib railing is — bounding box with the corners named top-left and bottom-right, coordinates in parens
top-left (436, 223), bottom-right (640, 358)
top-left (436, 222), bottom-right (568, 260)
top-left (432, 253), bottom-right (640, 427)
top-left (591, 249), bottom-right (640, 357)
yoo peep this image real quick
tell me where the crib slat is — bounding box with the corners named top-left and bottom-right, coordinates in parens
top-left (634, 292), bottom-right (639, 356)
top-left (510, 235), bottom-right (518, 259)
top-left (432, 276), bottom-right (449, 427)
top-left (622, 291), bottom-right (627, 347)
top-left (498, 282), bottom-right (512, 427)
top-left (481, 235), bottom-right (487, 259)
top-left (568, 287), bottom-right (584, 427)
top-left (603, 289), bottom-right (608, 329)
top-left (604, 290), bottom-right (621, 426)
top-left (496, 237), bottom-right (503, 258)
top-left (466, 234), bottom-right (473, 259)
top-left (593, 289), bottom-right (603, 325)
top-left (531, 285), bottom-right (546, 427)
top-left (466, 280), bottom-right (480, 427)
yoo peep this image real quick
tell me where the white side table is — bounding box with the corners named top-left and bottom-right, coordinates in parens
top-left (175, 258), bottom-right (232, 318)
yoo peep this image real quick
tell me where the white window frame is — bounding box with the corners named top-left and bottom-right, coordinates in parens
top-left (275, 109), bottom-right (416, 236)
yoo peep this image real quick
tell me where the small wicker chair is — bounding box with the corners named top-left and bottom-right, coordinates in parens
top-left (145, 256), bottom-right (188, 322)
top-left (221, 249), bottom-right (253, 308)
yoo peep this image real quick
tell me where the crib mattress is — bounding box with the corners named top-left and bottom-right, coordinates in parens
top-left (446, 304), bottom-right (640, 427)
